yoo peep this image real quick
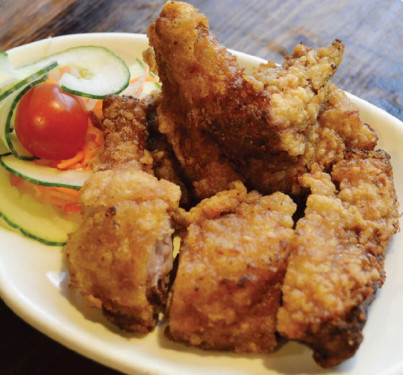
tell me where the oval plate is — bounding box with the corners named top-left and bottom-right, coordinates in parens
top-left (0, 33), bottom-right (402, 375)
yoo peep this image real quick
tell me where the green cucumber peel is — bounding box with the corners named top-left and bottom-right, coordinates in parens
top-left (1, 46), bottom-right (130, 100)
top-left (47, 46), bottom-right (130, 99)
top-left (4, 76), bottom-right (49, 160)
top-left (0, 154), bottom-right (90, 190)
top-left (0, 211), bottom-right (66, 246)
top-left (0, 58), bottom-right (58, 102)
top-left (0, 165), bottom-right (79, 246)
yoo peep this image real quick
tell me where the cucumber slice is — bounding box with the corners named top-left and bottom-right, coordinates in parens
top-left (0, 52), bottom-right (58, 102)
top-left (0, 46), bottom-right (130, 156)
top-left (0, 165), bottom-right (80, 246)
top-left (121, 58), bottom-right (161, 98)
top-left (0, 154), bottom-right (91, 189)
top-left (131, 58), bottom-right (161, 95)
top-left (1, 46), bottom-right (130, 101)
top-left (0, 138), bottom-right (9, 155)
top-left (0, 51), bottom-right (20, 85)
top-left (46, 46), bottom-right (130, 99)
top-left (0, 76), bottom-right (48, 160)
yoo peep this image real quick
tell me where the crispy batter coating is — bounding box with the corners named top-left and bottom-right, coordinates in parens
top-left (156, 104), bottom-right (240, 200)
top-left (66, 168), bottom-right (180, 332)
top-left (147, 1), bottom-right (343, 159)
top-left (252, 41), bottom-right (343, 157)
top-left (313, 85), bottom-right (378, 167)
top-left (240, 85), bottom-right (378, 196)
top-left (147, 1), bottom-right (377, 199)
top-left (277, 150), bottom-right (399, 367)
top-left (65, 95), bottom-right (181, 332)
top-left (167, 182), bottom-right (296, 352)
top-left (146, 96), bottom-right (194, 207)
top-left (95, 95), bottom-right (153, 172)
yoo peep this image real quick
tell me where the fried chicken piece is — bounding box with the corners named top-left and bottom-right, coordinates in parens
top-left (66, 168), bottom-right (180, 332)
top-left (277, 150), bottom-right (399, 367)
top-left (157, 104), bottom-right (240, 200)
top-left (147, 1), bottom-right (343, 159)
top-left (166, 182), bottom-right (296, 352)
top-left (147, 2), bottom-right (376, 199)
top-left (95, 94), bottom-right (154, 172)
top-left (240, 85), bottom-right (378, 196)
top-left (312, 85), bottom-right (378, 168)
top-left (146, 97), bottom-right (193, 207)
top-left (65, 95), bottom-right (181, 333)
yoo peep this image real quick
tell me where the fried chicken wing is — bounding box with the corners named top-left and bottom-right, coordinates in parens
top-left (277, 150), bottom-right (399, 367)
top-left (65, 95), bottom-right (181, 332)
top-left (166, 182), bottom-right (296, 352)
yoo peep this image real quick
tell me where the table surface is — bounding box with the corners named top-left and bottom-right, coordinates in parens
top-left (0, 0), bottom-right (402, 374)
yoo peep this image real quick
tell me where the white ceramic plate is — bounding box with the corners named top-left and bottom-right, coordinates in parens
top-left (0, 33), bottom-right (402, 375)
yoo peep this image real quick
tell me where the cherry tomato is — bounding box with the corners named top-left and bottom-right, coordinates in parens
top-left (15, 83), bottom-right (89, 160)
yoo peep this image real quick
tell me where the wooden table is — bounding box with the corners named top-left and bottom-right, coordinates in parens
top-left (0, 1), bottom-right (402, 374)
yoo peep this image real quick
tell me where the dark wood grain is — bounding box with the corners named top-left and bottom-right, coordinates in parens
top-left (0, 1), bottom-right (402, 374)
top-left (0, 0), bottom-right (402, 120)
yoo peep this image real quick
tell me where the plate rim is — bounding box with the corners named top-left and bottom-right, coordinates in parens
top-left (1, 32), bottom-right (403, 375)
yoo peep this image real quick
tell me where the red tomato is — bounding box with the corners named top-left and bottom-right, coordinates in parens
top-left (15, 83), bottom-right (89, 160)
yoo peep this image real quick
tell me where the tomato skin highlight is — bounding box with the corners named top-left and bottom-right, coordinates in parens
top-left (15, 83), bottom-right (89, 160)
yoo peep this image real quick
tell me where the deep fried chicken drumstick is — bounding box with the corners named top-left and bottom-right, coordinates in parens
top-left (277, 150), bottom-right (399, 367)
top-left (65, 95), bottom-right (180, 332)
top-left (166, 182), bottom-right (296, 352)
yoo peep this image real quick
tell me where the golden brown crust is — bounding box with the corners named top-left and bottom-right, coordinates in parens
top-left (66, 168), bottom-right (180, 332)
top-left (147, 2), bottom-right (344, 160)
top-left (252, 40), bottom-right (344, 157)
top-left (95, 95), bottom-right (153, 172)
top-left (147, 2), bottom-right (377, 199)
top-left (157, 103), bottom-right (240, 200)
top-left (317, 85), bottom-right (378, 153)
top-left (277, 150), bottom-right (399, 367)
top-left (240, 84), bottom-right (379, 196)
top-left (65, 95), bottom-right (181, 333)
top-left (167, 182), bottom-right (296, 352)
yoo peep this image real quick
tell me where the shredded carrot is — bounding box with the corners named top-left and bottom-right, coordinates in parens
top-left (57, 151), bottom-right (84, 169)
top-left (90, 124), bottom-right (104, 146)
top-left (63, 203), bottom-right (81, 214)
top-left (44, 79), bottom-right (60, 85)
top-left (130, 76), bottom-right (140, 84)
top-left (92, 99), bottom-right (103, 119)
top-left (54, 118), bottom-right (104, 170)
top-left (10, 174), bottom-right (22, 187)
top-left (9, 172), bottom-right (81, 215)
top-left (145, 76), bottom-right (158, 83)
top-left (59, 66), bottom-right (71, 76)
top-left (80, 144), bottom-right (93, 167)
top-left (50, 186), bottom-right (80, 197)
top-left (49, 194), bottom-right (68, 203)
